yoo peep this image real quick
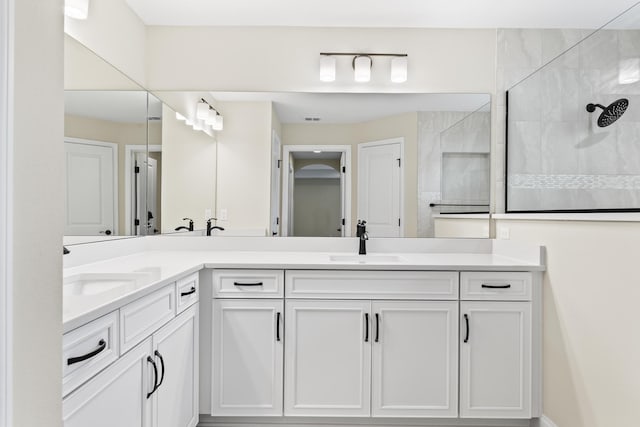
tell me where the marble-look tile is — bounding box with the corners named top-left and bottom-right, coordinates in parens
top-left (508, 72), bottom-right (542, 122)
top-left (497, 29), bottom-right (543, 69)
top-left (540, 122), bottom-right (581, 174)
top-left (498, 67), bottom-right (539, 93)
top-left (508, 121), bottom-right (542, 174)
top-left (540, 67), bottom-right (581, 122)
top-left (617, 30), bottom-right (640, 58)
top-left (441, 153), bottom-right (490, 202)
top-left (580, 29), bottom-right (619, 71)
top-left (541, 29), bottom-right (583, 68)
top-left (616, 122), bottom-right (640, 173)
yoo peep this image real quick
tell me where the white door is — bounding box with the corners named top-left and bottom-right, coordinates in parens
top-left (212, 299), bottom-right (284, 416)
top-left (152, 305), bottom-right (198, 427)
top-left (284, 300), bottom-right (371, 417)
top-left (146, 157), bottom-right (159, 234)
top-left (371, 301), bottom-right (458, 418)
top-left (63, 337), bottom-right (153, 427)
top-left (133, 152), bottom-right (147, 236)
top-left (357, 139), bottom-right (402, 237)
top-left (270, 131), bottom-right (281, 236)
top-left (64, 141), bottom-right (116, 236)
top-left (460, 301), bottom-right (532, 418)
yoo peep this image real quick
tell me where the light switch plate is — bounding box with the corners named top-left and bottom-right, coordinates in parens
top-left (219, 208), bottom-right (228, 221)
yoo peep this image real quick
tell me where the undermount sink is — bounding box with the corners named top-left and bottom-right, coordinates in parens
top-left (328, 254), bottom-right (404, 264)
top-left (63, 272), bottom-right (152, 296)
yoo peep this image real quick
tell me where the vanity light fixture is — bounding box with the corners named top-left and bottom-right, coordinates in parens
top-left (65, 0), bottom-right (89, 19)
top-left (196, 100), bottom-right (210, 120)
top-left (319, 52), bottom-right (408, 83)
top-left (175, 112), bottom-right (186, 121)
top-left (196, 98), bottom-right (224, 131)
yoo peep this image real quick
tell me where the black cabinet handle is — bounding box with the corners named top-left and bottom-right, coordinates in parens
top-left (180, 286), bottom-right (196, 297)
top-left (146, 356), bottom-right (159, 398)
top-left (154, 350), bottom-right (165, 389)
top-left (375, 313), bottom-right (380, 343)
top-left (481, 283), bottom-right (511, 289)
top-left (67, 339), bottom-right (107, 365)
top-left (464, 314), bottom-right (470, 343)
top-left (276, 312), bottom-right (281, 342)
top-left (364, 313), bottom-right (369, 342)
top-left (233, 282), bottom-right (263, 287)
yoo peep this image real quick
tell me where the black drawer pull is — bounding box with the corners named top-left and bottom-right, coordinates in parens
top-left (154, 350), bottom-right (166, 389)
top-left (464, 314), bottom-right (469, 343)
top-left (375, 313), bottom-right (380, 343)
top-left (481, 283), bottom-right (512, 289)
top-left (233, 282), bottom-right (264, 287)
top-left (276, 312), bottom-right (281, 341)
top-left (180, 286), bottom-right (196, 296)
top-left (146, 356), bottom-right (159, 398)
top-left (67, 339), bottom-right (107, 365)
top-left (364, 313), bottom-right (369, 342)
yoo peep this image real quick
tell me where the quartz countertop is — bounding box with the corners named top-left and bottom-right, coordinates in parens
top-left (63, 248), bottom-right (544, 333)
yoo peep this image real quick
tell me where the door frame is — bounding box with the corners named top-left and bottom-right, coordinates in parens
top-left (270, 130), bottom-right (281, 236)
top-left (0, 0), bottom-right (10, 423)
top-left (281, 145), bottom-right (351, 237)
top-left (64, 137), bottom-right (119, 235)
top-left (357, 137), bottom-right (405, 237)
top-left (124, 144), bottom-right (161, 235)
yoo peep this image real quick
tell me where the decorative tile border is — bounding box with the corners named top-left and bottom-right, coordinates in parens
top-left (509, 174), bottom-right (640, 190)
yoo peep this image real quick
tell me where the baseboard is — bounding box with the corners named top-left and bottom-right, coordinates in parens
top-left (198, 415), bottom-right (531, 427)
top-left (539, 415), bottom-right (558, 427)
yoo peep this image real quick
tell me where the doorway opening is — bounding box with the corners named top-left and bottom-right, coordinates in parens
top-left (281, 145), bottom-right (351, 237)
top-left (125, 145), bottom-right (162, 235)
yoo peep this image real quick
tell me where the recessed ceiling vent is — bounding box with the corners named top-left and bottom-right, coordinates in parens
top-left (304, 117), bottom-right (321, 121)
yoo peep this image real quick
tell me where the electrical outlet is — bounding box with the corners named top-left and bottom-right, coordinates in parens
top-left (204, 208), bottom-right (211, 219)
top-left (219, 208), bottom-right (228, 221)
top-left (498, 226), bottom-right (510, 240)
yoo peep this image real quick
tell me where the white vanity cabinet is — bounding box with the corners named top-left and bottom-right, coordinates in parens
top-left (211, 270), bottom-right (285, 416)
top-left (459, 272), bottom-right (535, 419)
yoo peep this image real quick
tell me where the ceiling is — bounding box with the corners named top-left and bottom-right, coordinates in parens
top-left (125, 0), bottom-right (640, 29)
top-left (65, 91), bottom-right (162, 123)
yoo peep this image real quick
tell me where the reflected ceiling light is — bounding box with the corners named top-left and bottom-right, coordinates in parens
top-left (175, 112), bottom-right (186, 121)
top-left (391, 56), bottom-right (408, 83)
top-left (196, 99), bottom-right (210, 120)
top-left (212, 113), bottom-right (224, 131)
top-left (313, 150), bottom-right (322, 153)
top-left (353, 55), bottom-right (372, 83)
top-left (205, 109), bottom-right (216, 126)
top-left (619, 58), bottom-right (640, 85)
top-left (319, 52), bottom-right (408, 83)
top-left (65, 0), bottom-right (89, 19)
top-left (319, 56), bottom-right (336, 82)
top-left (195, 98), bottom-right (224, 131)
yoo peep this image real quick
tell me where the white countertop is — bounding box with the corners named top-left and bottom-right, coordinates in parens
top-left (63, 246), bottom-right (544, 333)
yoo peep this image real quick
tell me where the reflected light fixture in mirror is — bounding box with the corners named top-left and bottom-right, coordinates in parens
top-left (353, 55), bottom-right (372, 82)
top-left (65, 0), bottom-right (89, 19)
top-left (391, 57), bottom-right (408, 83)
top-left (319, 56), bottom-right (336, 82)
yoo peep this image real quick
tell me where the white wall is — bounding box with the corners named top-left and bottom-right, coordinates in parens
top-left (146, 27), bottom-right (497, 93)
top-left (10, 0), bottom-right (64, 425)
top-left (64, 0), bottom-right (147, 87)
top-left (494, 219), bottom-right (640, 427)
top-left (161, 104), bottom-right (217, 232)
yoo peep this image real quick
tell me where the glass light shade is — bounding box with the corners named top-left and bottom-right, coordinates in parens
top-left (205, 110), bottom-right (216, 126)
top-left (65, 0), bottom-right (89, 19)
top-left (175, 112), bottom-right (186, 121)
top-left (192, 121), bottom-right (204, 131)
top-left (619, 58), bottom-right (640, 85)
top-left (391, 57), bottom-right (408, 83)
top-left (319, 56), bottom-right (336, 82)
top-left (196, 101), bottom-right (209, 120)
top-left (354, 56), bottom-right (371, 83)
top-left (212, 114), bottom-right (224, 131)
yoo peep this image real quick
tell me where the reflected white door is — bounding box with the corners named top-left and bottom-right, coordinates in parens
top-left (64, 140), bottom-right (116, 236)
top-left (146, 157), bottom-right (158, 234)
top-left (270, 131), bottom-right (281, 236)
top-left (357, 139), bottom-right (402, 237)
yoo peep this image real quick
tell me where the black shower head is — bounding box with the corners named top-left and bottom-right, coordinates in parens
top-left (586, 98), bottom-right (629, 127)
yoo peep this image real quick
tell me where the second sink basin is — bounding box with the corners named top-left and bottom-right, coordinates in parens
top-left (64, 272), bottom-right (152, 296)
top-left (329, 254), bottom-right (404, 264)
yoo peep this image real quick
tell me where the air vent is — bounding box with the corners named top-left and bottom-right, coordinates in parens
top-left (148, 116), bottom-right (162, 121)
top-left (304, 117), bottom-right (321, 121)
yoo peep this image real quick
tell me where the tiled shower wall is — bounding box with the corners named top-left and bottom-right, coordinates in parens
top-left (417, 110), bottom-right (490, 237)
top-left (496, 26), bottom-right (640, 211)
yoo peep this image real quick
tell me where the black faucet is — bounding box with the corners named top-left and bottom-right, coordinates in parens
top-left (206, 218), bottom-right (225, 236)
top-left (356, 220), bottom-right (368, 255)
top-left (174, 217), bottom-right (194, 232)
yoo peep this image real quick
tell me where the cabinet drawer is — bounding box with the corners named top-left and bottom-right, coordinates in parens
top-left (286, 270), bottom-right (459, 300)
top-left (176, 272), bottom-right (199, 313)
top-left (213, 269), bottom-right (284, 298)
top-left (62, 311), bottom-right (119, 397)
top-left (461, 272), bottom-right (532, 301)
top-left (120, 284), bottom-right (175, 353)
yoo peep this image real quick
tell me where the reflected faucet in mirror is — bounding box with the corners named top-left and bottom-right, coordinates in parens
top-left (206, 218), bottom-right (225, 236)
top-left (356, 220), bottom-right (368, 255)
top-left (175, 218), bottom-right (194, 232)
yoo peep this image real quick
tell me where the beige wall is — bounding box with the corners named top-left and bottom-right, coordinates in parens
top-left (494, 220), bottom-right (640, 427)
top-left (282, 112), bottom-right (417, 236)
top-left (216, 101), bottom-right (272, 232)
top-left (11, 0), bottom-right (64, 425)
top-left (64, 115), bottom-right (147, 234)
top-left (64, 0), bottom-right (147, 87)
top-left (161, 104), bottom-right (217, 232)
top-left (294, 179), bottom-right (341, 237)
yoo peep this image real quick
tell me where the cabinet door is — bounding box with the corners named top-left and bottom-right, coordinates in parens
top-left (371, 301), bottom-right (458, 417)
top-left (460, 301), bottom-right (531, 418)
top-left (212, 299), bottom-right (284, 416)
top-left (284, 300), bottom-right (371, 416)
top-left (152, 305), bottom-right (199, 427)
top-left (63, 338), bottom-right (153, 427)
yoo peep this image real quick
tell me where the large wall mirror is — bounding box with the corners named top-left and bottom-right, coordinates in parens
top-left (64, 34), bottom-right (492, 242)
